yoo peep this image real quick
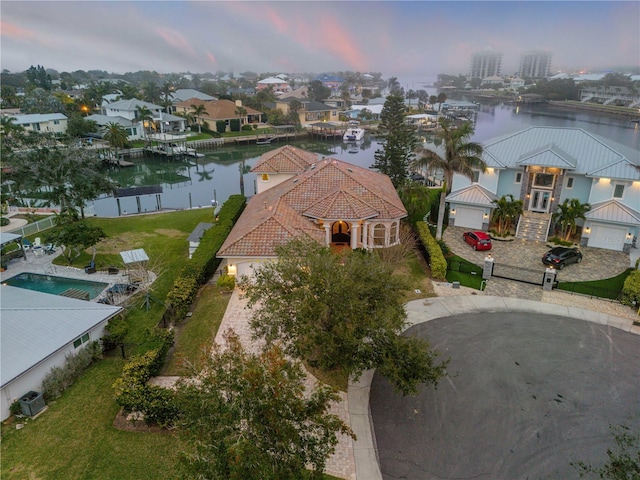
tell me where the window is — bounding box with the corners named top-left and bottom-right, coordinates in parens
top-left (613, 184), bottom-right (625, 198)
top-left (54, 120), bottom-right (60, 125)
top-left (533, 173), bottom-right (554, 188)
top-left (566, 177), bottom-right (574, 189)
top-left (515, 172), bottom-right (522, 184)
top-left (73, 333), bottom-right (90, 349)
top-left (261, 174), bottom-right (270, 181)
top-left (472, 170), bottom-right (480, 183)
top-left (390, 222), bottom-right (398, 243)
top-left (373, 224), bottom-right (386, 246)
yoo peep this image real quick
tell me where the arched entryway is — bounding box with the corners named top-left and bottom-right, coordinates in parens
top-left (331, 221), bottom-right (351, 245)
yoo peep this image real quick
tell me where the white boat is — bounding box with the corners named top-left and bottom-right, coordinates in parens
top-left (343, 121), bottom-right (365, 142)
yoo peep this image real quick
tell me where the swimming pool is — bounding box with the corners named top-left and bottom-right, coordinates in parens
top-left (4, 272), bottom-right (108, 300)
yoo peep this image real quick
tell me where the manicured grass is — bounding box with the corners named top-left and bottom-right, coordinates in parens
top-left (557, 269), bottom-right (631, 299)
top-left (445, 255), bottom-right (484, 290)
top-left (163, 285), bottom-right (232, 375)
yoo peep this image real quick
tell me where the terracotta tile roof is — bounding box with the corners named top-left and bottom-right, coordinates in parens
top-left (218, 151), bottom-right (407, 258)
top-left (174, 99), bottom-right (262, 120)
top-left (251, 145), bottom-right (319, 173)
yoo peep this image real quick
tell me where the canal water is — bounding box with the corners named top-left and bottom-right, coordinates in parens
top-left (91, 103), bottom-right (640, 217)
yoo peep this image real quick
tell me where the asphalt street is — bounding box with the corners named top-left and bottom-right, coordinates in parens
top-left (370, 312), bottom-right (640, 479)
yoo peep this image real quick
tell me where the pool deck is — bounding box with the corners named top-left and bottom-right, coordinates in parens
top-left (1, 249), bottom-right (136, 304)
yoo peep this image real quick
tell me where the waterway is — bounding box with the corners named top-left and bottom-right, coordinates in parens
top-left (90, 103), bottom-right (640, 217)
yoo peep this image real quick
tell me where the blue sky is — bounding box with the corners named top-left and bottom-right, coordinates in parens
top-left (1, 1), bottom-right (638, 78)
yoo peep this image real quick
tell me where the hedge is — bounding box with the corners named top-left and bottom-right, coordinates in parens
top-left (165, 195), bottom-right (246, 321)
top-left (416, 221), bottom-right (447, 279)
top-left (621, 269), bottom-right (640, 307)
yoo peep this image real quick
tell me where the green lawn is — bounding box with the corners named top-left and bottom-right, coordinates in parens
top-left (557, 269), bottom-right (631, 299)
top-left (445, 255), bottom-right (484, 289)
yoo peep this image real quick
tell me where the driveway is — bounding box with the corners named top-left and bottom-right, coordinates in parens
top-left (369, 311), bottom-right (640, 480)
top-left (443, 226), bottom-right (631, 282)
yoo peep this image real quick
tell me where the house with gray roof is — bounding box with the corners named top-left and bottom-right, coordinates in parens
top-left (272, 97), bottom-right (339, 126)
top-left (12, 113), bottom-right (68, 135)
top-left (442, 127), bottom-right (640, 251)
top-left (217, 145), bottom-right (407, 278)
top-left (0, 286), bottom-right (122, 420)
top-left (170, 89), bottom-right (217, 104)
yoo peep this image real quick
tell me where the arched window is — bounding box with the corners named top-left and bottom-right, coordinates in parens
top-left (373, 224), bottom-right (386, 246)
top-left (390, 222), bottom-right (398, 244)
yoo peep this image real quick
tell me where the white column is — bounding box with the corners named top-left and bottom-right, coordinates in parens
top-left (362, 222), bottom-right (369, 249)
top-left (350, 223), bottom-right (359, 249)
top-left (324, 224), bottom-right (331, 246)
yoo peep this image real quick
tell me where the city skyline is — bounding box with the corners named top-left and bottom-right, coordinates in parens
top-left (1, 1), bottom-right (638, 79)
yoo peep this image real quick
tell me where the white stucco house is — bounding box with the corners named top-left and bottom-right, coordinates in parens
top-left (12, 113), bottom-right (68, 135)
top-left (88, 98), bottom-right (186, 140)
top-left (442, 127), bottom-right (640, 252)
top-left (217, 145), bottom-right (407, 278)
top-left (0, 286), bottom-right (122, 420)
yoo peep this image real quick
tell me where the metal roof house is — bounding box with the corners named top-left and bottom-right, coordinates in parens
top-left (442, 127), bottom-right (640, 251)
top-left (12, 113), bottom-right (68, 135)
top-left (0, 286), bottom-right (122, 420)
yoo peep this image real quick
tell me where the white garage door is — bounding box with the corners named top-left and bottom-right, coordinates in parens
top-left (587, 224), bottom-right (626, 251)
top-left (453, 206), bottom-right (484, 230)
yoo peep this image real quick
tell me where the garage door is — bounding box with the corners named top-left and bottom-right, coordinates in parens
top-left (587, 224), bottom-right (626, 251)
top-left (453, 206), bottom-right (484, 230)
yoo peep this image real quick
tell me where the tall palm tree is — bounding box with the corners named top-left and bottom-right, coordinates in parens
top-left (0, 116), bottom-right (22, 135)
top-left (191, 104), bottom-right (208, 134)
top-left (102, 122), bottom-right (128, 160)
top-left (491, 194), bottom-right (524, 236)
top-left (413, 118), bottom-right (486, 240)
top-left (553, 198), bottom-right (591, 241)
top-left (135, 105), bottom-right (154, 137)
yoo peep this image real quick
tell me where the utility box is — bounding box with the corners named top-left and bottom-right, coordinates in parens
top-left (19, 391), bottom-right (46, 417)
top-left (543, 267), bottom-right (557, 291)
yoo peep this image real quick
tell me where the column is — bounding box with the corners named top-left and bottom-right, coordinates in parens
top-left (350, 223), bottom-right (359, 249)
top-left (324, 224), bottom-right (331, 246)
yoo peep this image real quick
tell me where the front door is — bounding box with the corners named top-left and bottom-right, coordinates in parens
top-left (529, 189), bottom-right (551, 212)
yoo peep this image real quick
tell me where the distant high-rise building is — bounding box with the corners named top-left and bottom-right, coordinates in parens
top-left (469, 51), bottom-right (503, 79)
top-left (519, 51), bottom-right (552, 79)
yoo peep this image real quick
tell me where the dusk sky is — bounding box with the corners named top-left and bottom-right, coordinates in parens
top-left (1, 1), bottom-right (638, 80)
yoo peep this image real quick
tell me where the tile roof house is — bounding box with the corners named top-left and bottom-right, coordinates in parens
top-left (1, 286), bottom-right (122, 420)
top-left (218, 145), bottom-right (407, 278)
top-left (173, 99), bottom-right (263, 131)
top-left (441, 127), bottom-right (640, 251)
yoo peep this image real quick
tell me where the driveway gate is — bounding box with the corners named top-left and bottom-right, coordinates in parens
top-left (490, 262), bottom-right (546, 286)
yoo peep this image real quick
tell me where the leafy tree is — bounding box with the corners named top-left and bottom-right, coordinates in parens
top-left (413, 118), bottom-right (486, 240)
top-left (286, 99), bottom-right (302, 127)
top-left (491, 194), bottom-right (524, 236)
top-left (372, 93), bottom-right (417, 187)
top-left (25, 65), bottom-right (51, 90)
top-left (308, 80), bottom-right (331, 102)
top-left (240, 239), bottom-right (448, 395)
top-left (21, 87), bottom-right (64, 114)
top-left (553, 198), bottom-right (591, 241)
top-left (190, 104), bottom-right (208, 134)
top-left (572, 424), bottom-right (640, 479)
top-left (102, 121), bottom-right (129, 158)
top-left (176, 330), bottom-right (353, 480)
top-left (46, 221), bottom-right (106, 265)
top-left (65, 113), bottom-right (98, 138)
top-left (397, 182), bottom-right (433, 225)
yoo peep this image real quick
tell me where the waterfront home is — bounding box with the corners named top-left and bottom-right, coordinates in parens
top-left (173, 99), bottom-right (263, 131)
top-left (256, 77), bottom-right (291, 94)
top-left (217, 145), bottom-right (407, 278)
top-left (12, 113), bottom-right (68, 135)
top-left (271, 97), bottom-right (339, 126)
top-left (579, 86), bottom-right (640, 108)
top-left (442, 127), bottom-right (640, 251)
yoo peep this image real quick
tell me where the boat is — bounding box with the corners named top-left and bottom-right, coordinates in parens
top-left (343, 121), bottom-right (365, 142)
top-left (256, 136), bottom-right (275, 145)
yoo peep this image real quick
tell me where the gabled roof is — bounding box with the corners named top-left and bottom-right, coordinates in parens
top-left (13, 113), bottom-right (67, 124)
top-left (586, 157), bottom-right (640, 181)
top-left (174, 99), bottom-right (262, 119)
top-left (585, 200), bottom-right (640, 225)
top-left (171, 89), bottom-right (216, 103)
top-left (86, 114), bottom-right (135, 127)
top-left (481, 127), bottom-right (640, 181)
top-left (257, 77), bottom-right (290, 85)
top-left (104, 98), bottom-right (163, 111)
top-left (446, 184), bottom-right (498, 206)
top-left (1, 286), bottom-right (122, 387)
top-left (251, 145), bottom-right (318, 174)
top-left (218, 153), bottom-right (407, 258)
top-left (516, 143), bottom-right (577, 169)
top-left (277, 98), bottom-right (338, 112)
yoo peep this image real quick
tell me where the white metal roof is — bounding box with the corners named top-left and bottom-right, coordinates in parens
top-left (446, 184), bottom-right (498, 206)
top-left (0, 233), bottom-right (22, 246)
top-left (585, 200), bottom-right (640, 225)
top-left (13, 113), bottom-right (68, 124)
top-left (1, 286), bottom-right (122, 387)
top-left (120, 248), bottom-right (149, 264)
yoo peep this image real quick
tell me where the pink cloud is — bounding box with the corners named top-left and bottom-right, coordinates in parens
top-left (0, 20), bottom-right (43, 43)
top-left (318, 14), bottom-right (368, 71)
top-left (206, 52), bottom-right (217, 66)
top-left (156, 27), bottom-right (196, 57)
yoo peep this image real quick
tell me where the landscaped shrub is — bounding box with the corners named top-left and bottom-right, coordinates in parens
top-left (216, 274), bottom-right (236, 291)
top-left (621, 270), bottom-right (640, 307)
top-left (230, 118), bottom-right (240, 132)
top-left (0, 217), bottom-right (9, 227)
top-left (416, 221), bottom-right (447, 279)
top-left (548, 236), bottom-right (574, 246)
top-left (241, 124), bottom-right (253, 131)
top-left (42, 341), bottom-right (103, 401)
top-left (102, 316), bottom-right (129, 352)
top-left (216, 120), bottom-right (226, 134)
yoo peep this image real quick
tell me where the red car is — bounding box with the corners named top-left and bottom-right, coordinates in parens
top-left (463, 231), bottom-right (492, 251)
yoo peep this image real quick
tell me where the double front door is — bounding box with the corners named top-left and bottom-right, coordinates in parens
top-left (529, 189), bottom-right (551, 212)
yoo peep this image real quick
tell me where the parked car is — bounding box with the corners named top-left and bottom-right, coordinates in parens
top-left (542, 246), bottom-right (583, 269)
top-left (462, 231), bottom-right (492, 251)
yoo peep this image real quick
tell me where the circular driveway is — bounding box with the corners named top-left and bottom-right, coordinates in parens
top-left (370, 312), bottom-right (640, 479)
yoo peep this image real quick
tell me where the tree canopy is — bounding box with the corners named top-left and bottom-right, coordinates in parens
top-left (240, 238), bottom-right (448, 395)
top-left (372, 93), bottom-right (418, 188)
top-left (176, 330), bottom-right (353, 480)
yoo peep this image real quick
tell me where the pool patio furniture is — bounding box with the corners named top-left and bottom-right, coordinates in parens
top-left (84, 261), bottom-right (96, 274)
top-left (107, 266), bottom-right (120, 275)
top-left (44, 244), bottom-right (56, 255)
top-left (22, 239), bottom-right (32, 251)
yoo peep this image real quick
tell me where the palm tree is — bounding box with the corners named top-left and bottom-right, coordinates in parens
top-left (0, 116), bottom-right (22, 135)
top-left (191, 104), bottom-right (208, 134)
top-left (135, 105), bottom-right (154, 137)
top-left (413, 118), bottom-right (486, 240)
top-left (553, 198), bottom-right (591, 241)
top-left (235, 105), bottom-right (248, 127)
top-left (102, 122), bottom-right (128, 159)
top-left (491, 194), bottom-right (524, 236)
